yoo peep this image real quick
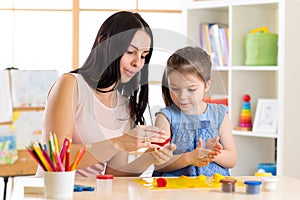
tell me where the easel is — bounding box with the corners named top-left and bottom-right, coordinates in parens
top-left (0, 150), bottom-right (38, 200)
top-left (0, 69), bottom-right (57, 199)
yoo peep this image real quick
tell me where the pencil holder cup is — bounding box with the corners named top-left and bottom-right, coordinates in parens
top-left (43, 171), bottom-right (75, 199)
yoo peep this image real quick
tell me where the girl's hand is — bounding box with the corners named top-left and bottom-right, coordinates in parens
top-left (150, 143), bottom-right (177, 165)
top-left (115, 125), bottom-right (169, 152)
top-left (188, 139), bottom-right (217, 167)
top-left (206, 136), bottom-right (223, 155)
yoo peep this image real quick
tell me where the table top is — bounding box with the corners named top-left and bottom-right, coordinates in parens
top-left (10, 176), bottom-right (300, 200)
top-left (0, 150), bottom-right (37, 177)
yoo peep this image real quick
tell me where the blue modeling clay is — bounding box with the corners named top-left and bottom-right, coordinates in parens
top-left (74, 184), bottom-right (95, 192)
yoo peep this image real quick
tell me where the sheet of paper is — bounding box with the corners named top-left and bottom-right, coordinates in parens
top-left (0, 70), bottom-right (13, 123)
top-left (10, 70), bottom-right (58, 107)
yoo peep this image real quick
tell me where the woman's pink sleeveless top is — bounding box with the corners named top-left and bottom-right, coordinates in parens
top-left (38, 73), bottom-right (130, 177)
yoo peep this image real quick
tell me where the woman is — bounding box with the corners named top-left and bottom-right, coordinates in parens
top-left (39, 11), bottom-right (176, 177)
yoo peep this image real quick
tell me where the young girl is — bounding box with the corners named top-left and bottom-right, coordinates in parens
top-left (153, 46), bottom-right (237, 177)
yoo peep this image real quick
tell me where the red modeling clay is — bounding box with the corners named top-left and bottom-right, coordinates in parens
top-left (157, 178), bottom-right (167, 187)
top-left (152, 138), bottom-right (171, 147)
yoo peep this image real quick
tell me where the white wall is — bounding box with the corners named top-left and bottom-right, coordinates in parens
top-left (282, 0), bottom-right (300, 179)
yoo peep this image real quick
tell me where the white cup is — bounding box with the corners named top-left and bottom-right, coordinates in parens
top-left (261, 176), bottom-right (279, 191)
top-left (43, 171), bottom-right (75, 199)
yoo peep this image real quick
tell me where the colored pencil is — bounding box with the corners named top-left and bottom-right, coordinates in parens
top-left (53, 151), bottom-right (65, 172)
top-left (27, 135), bottom-right (86, 172)
top-left (43, 143), bottom-right (48, 153)
top-left (70, 150), bottom-right (80, 171)
top-left (49, 133), bottom-right (54, 163)
top-left (67, 138), bottom-right (72, 150)
top-left (65, 149), bottom-right (71, 171)
top-left (60, 137), bottom-right (69, 162)
top-left (70, 147), bottom-right (86, 171)
top-left (42, 148), bottom-right (56, 171)
top-left (32, 143), bottom-right (53, 172)
top-left (38, 142), bottom-right (43, 151)
top-left (26, 146), bottom-right (46, 171)
top-left (75, 147), bottom-right (86, 168)
top-left (53, 133), bottom-right (59, 154)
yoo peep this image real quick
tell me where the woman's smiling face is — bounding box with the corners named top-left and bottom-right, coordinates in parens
top-left (120, 30), bottom-right (151, 83)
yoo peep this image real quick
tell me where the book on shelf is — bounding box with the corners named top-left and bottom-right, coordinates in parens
top-left (218, 27), bottom-right (229, 66)
top-left (200, 22), bottom-right (216, 65)
top-left (210, 24), bottom-right (224, 66)
top-left (204, 94), bottom-right (228, 106)
top-left (199, 22), bottom-right (229, 67)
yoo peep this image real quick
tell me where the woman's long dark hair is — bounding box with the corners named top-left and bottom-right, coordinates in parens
top-left (71, 11), bottom-right (153, 125)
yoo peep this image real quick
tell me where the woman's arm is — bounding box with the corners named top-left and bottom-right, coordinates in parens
top-left (44, 74), bottom-right (170, 169)
top-left (105, 144), bottom-right (176, 176)
top-left (212, 113), bottom-right (238, 168)
top-left (43, 74), bottom-right (113, 169)
top-left (105, 150), bottom-right (153, 176)
top-left (43, 74), bottom-right (77, 146)
top-left (104, 116), bottom-right (176, 176)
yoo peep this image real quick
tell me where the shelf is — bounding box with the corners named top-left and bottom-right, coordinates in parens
top-left (233, 130), bottom-right (277, 139)
top-left (212, 66), bottom-right (278, 71)
top-left (231, 0), bottom-right (279, 7)
top-left (190, 0), bottom-right (279, 9)
top-left (230, 66), bottom-right (278, 71)
top-left (212, 66), bottom-right (229, 71)
top-left (185, 0), bottom-right (281, 176)
top-left (189, 1), bottom-right (229, 9)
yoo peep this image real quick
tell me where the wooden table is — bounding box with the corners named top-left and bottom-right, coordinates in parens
top-left (9, 176), bottom-right (300, 200)
top-left (0, 150), bottom-right (37, 200)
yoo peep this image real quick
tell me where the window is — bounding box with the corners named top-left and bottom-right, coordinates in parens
top-left (0, 0), bottom-right (183, 75)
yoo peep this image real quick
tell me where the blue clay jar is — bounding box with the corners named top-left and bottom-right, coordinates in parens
top-left (244, 180), bottom-right (262, 194)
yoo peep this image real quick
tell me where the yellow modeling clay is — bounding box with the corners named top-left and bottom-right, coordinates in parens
top-left (250, 26), bottom-right (269, 34)
top-left (135, 174), bottom-right (245, 190)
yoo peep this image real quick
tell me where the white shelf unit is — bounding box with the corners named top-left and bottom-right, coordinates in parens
top-left (183, 0), bottom-right (284, 175)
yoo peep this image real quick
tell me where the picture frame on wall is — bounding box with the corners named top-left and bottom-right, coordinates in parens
top-left (253, 99), bottom-right (278, 133)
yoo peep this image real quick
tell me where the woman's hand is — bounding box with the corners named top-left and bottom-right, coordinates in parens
top-left (149, 143), bottom-right (177, 165)
top-left (114, 125), bottom-right (169, 152)
top-left (187, 139), bottom-right (218, 167)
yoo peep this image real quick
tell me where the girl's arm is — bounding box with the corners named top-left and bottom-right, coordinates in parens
top-left (212, 113), bottom-right (238, 168)
top-left (154, 141), bottom-right (217, 172)
top-left (153, 114), bottom-right (216, 172)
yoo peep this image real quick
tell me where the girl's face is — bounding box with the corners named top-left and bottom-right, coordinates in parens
top-left (168, 70), bottom-right (210, 115)
top-left (120, 30), bottom-right (151, 83)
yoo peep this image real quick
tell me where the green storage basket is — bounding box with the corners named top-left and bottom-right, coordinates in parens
top-left (245, 33), bottom-right (278, 66)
